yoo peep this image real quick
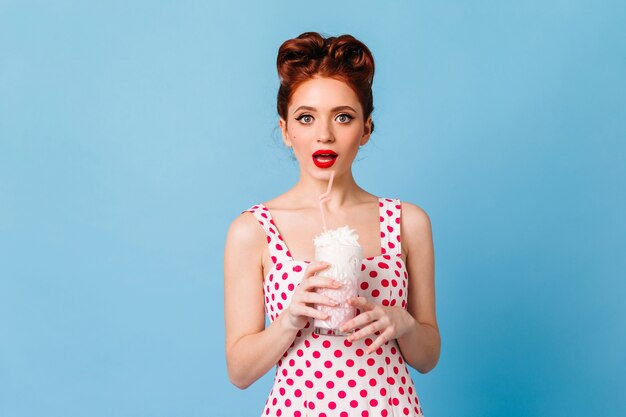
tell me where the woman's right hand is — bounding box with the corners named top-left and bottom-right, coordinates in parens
top-left (281, 262), bottom-right (342, 331)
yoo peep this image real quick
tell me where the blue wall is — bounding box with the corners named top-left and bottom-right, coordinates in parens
top-left (1, 1), bottom-right (624, 416)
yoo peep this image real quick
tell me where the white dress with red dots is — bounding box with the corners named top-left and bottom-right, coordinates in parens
top-left (244, 198), bottom-right (425, 417)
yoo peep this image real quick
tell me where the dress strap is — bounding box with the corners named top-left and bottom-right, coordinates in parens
top-left (242, 204), bottom-right (292, 263)
top-left (378, 198), bottom-right (402, 257)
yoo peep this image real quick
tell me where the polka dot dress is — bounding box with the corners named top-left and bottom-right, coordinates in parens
top-left (244, 198), bottom-right (425, 417)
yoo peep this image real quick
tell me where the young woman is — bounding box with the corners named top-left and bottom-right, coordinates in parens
top-left (224, 32), bottom-right (440, 416)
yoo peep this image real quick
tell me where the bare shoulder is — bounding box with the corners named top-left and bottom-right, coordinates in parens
top-left (400, 201), bottom-right (433, 247)
top-left (225, 210), bottom-right (266, 256)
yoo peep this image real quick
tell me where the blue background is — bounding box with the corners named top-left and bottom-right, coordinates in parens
top-left (1, 1), bottom-right (624, 416)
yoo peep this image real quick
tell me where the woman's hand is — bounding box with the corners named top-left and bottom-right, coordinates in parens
top-left (339, 297), bottom-right (416, 354)
top-left (281, 262), bottom-right (342, 331)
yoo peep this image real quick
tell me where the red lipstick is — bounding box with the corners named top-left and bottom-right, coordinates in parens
top-left (312, 149), bottom-right (338, 169)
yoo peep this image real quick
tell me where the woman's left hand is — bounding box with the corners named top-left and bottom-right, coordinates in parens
top-left (339, 296), bottom-right (416, 354)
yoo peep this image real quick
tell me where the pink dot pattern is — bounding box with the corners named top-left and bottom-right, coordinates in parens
top-left (244, 198), bottom-right (424, 416)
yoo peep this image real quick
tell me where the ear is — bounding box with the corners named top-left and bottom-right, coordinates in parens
top-left (279, 118), bottom-right (291, 147)
top-left (360, 116), bottom-right (373, 146)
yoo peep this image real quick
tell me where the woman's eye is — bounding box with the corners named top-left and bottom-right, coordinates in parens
top-left (336, 113), bottom-right (354, 123)
top-left (296, 114), bottom-right (313, 124)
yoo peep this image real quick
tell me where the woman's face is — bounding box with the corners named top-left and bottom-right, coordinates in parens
top-left (279, 76), bottom-right (372, 180)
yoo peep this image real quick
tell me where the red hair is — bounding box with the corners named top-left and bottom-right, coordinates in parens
top-left (276, 32), bottom-right (375, 132)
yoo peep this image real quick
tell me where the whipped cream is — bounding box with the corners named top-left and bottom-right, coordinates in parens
top-left (313, 225), bottom-right (360, 248)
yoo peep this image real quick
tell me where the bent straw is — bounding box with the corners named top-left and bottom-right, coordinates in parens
top-left (319, 170), bottom-right (335, 232)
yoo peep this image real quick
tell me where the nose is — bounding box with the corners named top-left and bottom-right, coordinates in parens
top-left (317, 120), bottom-right (335, 143)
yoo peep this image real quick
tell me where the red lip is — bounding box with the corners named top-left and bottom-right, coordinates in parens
top-left (312, 149), bottom-right (338, 169)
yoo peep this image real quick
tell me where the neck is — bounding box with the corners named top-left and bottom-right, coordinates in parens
top-left (291, 169), bottom-right (362, 209)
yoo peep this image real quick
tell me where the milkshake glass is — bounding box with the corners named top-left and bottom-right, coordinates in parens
top-left (313, 226), bottom-right (363, 336)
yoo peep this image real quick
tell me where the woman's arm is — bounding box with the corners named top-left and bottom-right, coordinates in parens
top-left (224, 212), bottom-right (338, 389)
top-left (339, 202), bottom-right (440, 373)
top-left (394, 202), bottom-right (440, 373)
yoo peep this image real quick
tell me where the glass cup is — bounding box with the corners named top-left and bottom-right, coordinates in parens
top-left (313, 244), bottom-right (363, 336)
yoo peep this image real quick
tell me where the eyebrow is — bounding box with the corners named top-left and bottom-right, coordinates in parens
top-left (292, 105), bottom-right (357, 114)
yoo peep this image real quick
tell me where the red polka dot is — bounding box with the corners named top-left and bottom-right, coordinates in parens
top-left (369, 271), bottom-right (378, 278)
top-left (370, 398), bottom-right (378, 407)
top-left (334, 350), bottom-right (343, 358)
top-left (329, 401), bottom-right (336, 409)
top-left (322, 340), bottom-right (331, 348)
top-left (324, 360), bottom-right (332, 368)
top-left (348, 379), bottom-right (356, 388)
top-left (350, 400), bottom-right (358, 408)
top-left (359, 389), bottom-right (368, 397)
top-left (293, 265), bottom-right (302, 272)
top-left (360, 282), bottom-right (369, 290)
top-left (358, 369), bottom-right (366, 377)
top-left (338, 390), bottom-right (346, 399)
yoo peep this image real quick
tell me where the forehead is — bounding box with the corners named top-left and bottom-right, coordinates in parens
top-left (289, 77), bottom-right (362, 113)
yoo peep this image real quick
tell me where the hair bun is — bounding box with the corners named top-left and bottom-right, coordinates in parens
top-left (277, 32), bottom-right (327, 81)
top-left (328, 38), bottom-right (373, 83)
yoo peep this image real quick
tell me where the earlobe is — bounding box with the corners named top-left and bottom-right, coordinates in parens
top-left (279, 118), bottom-right (292, 147)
